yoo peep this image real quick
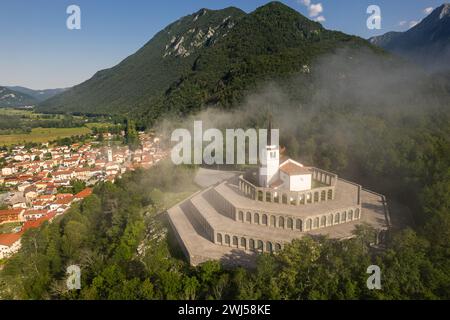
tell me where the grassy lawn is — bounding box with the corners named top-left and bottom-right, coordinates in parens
top-left (0, 222), bottom-right (22, 234)
top-left (0, 127), bottom-right (92, 145)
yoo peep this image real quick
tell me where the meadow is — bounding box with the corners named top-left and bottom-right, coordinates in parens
top-left (0, 127), bottom-right (92, 146)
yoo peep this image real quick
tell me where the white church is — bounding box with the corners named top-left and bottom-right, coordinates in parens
top-left (259, 132), bottom-right (312, 192)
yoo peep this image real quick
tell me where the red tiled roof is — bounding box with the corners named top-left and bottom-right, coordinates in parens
top-left (75, 188), bottom-right (93, 199)
top-left (0, 232), bottom-right (22, 247)
top-left (279, 162), bottom-right (312, 176)
top-left (22, 212), bottom-right (56, 231)
top-left (0, 209), bottom-right (23, 217)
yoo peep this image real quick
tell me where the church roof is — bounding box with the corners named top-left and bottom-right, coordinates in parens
top-left (279, 162), bottom-right (312, 176)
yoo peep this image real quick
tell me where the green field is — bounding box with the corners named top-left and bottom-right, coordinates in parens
top-left (0, 127), bottom-right (92, 146)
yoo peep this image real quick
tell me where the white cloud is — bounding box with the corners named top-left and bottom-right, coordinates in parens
top-left (316, 15), bottom-right (326, 22)
top-left (308, 3), bottom-right (323, 17)
top-left (409, 20), bottom-right (419, 28)
top-left (424, 7), bottom-right (434, 15)
top-left (398, 20), bottom-right (407, 26)
top-left (298, 0), bottom-right (325, 21)
top-left (298, 0), bottom-right (311, 6)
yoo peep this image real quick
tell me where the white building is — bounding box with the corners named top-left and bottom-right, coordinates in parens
top-left (259, 134), bottom-right (312, 192)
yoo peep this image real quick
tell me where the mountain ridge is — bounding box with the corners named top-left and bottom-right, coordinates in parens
top-left (38, 1), bottom-right (380, 124)
top-left (0, 86), bottom-right (37, 108)
top-left (369, 3), bottom-right (450, 72)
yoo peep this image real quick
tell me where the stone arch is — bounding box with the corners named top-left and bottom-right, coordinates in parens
top-left (327, 189), bottom-right (333, 200)
top-left (266, 192), bottom-right (272, 202)
top-left (275, 243), bottom-right (282, 252)
top-left (225, 234), bottom-right (231, 245)
top-left (238, 211), bottom-right (244, 222)
top-left (328, 214), bottom-right (333, 226)
top-left (270, 215), bottom-right (276, 227)
top-left (334, 212), bottom-right (340, 224)
top-left (314, 192), bottom-right (319, 202)
top-left (313, 217), bottom-right (319, 229)
top-left (246, 212), bottom-right (252, 223)
top-left (348, 210), bottom-right (353, 221)
top-left (262, 214), bottom-right (268, 225)
top-left (258, 190), bottom-right (263, 201)
top-left (306, 218), bottom-right (312, 230)
top-left (266, 241), bottom-right (273, 253)
top-left (240, 237), bottom-right (247, 249)
top-left (249, 239), bottom-right (255, 250)
top-left (232, 236), bottom-right (238, 247)
top-left (217, 233), bottom-right (223, 244)
top-left (279, 216), bottom-right (285, 228)
top-left (287, 217), bottom-right (293, 229)
top-left (296, 219), bottom-right (303, 231)
top-left (254, 212), bottom-right (260, 224)
top-left (321, 216), bottom-right (327, 227)
top-left (282, 194), bottom-right (288, 204)
top-left (342, 211), bottom-right (347, 222)
top-left (321, 190), bottom-right (326, 201)
top-left (257, 240), bottom-right (264, 252)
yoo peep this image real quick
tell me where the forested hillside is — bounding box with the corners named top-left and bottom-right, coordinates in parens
top-left (38, 2), bottom-right (379, 126)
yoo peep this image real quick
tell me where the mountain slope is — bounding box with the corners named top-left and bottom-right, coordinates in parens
top-left (39, 1), bottom-right (379, 122)
top-left (39, 7), bottom-right (245, 115)
top-left (6, 86), bottom-right (67, 102)
top-left (369, 4), bottom-right (450, 71)
top-left (0, 86), bottom-right (37, 107)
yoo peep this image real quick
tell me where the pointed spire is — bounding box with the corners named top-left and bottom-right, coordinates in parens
top-left (267, 113), bottom-right (273, 146)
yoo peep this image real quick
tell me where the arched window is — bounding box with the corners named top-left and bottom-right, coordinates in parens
top-left (342, 211), bottom-right (347, 222)
top-left (296, 219), bottom-right (303, 231)
top-left (313, 217), bottom-right (319, 229)
top-left (334, 213), bottom-right (340, 224)
top-left (327, 189), bottom-right (333, 200)
top-left (270, 216), bottom-right (276, 227)
top-left (225, 235), bottom-right (230, 245)
top-left (266, 242), bottom-right (273, 253)
top-left (321, 216), bottom-right (326, 227)
top-left (348, 210), bottom-right (353, 221)
top-left (306, 219), bottom-right (312, 230)
top-left (328, 214), bottom-right (333, 226)
top-left (240, 237), bottom-right (247, 249)
top-left (246, 212), bottom-right (252, 223)
top-left (233, 236), bottom-right (238, 247)
top-left (282, 194), bottom-right (288, 204)
top-left (257, 240), bottom-right (264, 252)
top-left (321, 190), bottom-right (326, 201)
top-left (287, 218), bottom-right (293, 229)
top-left (279, 216), bottom-right (285, 228)
top-left (249, 239), bottom-right (255, 250)
top-left (314, 192), bottom-right (319, 202)
top-left (262, 214), bottom-right (268, 225)
top-left (217, 233), bottom-right (222, 243)
top-left (258, 191), bottom-right (263, 201)
top-left (254, 212), bottom-right (260, 224)
top-left (275, 243), bottom-right (282, 252)
top-left (239, 211), bottom-right (244, 222)
top-left (266, 192), bottom-right (271, 202)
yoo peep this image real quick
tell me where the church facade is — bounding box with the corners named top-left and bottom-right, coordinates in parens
top-left (167, 138), bottom-right (390, 267)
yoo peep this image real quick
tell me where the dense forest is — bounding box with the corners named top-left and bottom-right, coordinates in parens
top-left (1, 104), bottom-right (449, 299)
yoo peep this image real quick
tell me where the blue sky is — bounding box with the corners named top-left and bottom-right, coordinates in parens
top-left (0, 0), bottom-right (445, 89)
